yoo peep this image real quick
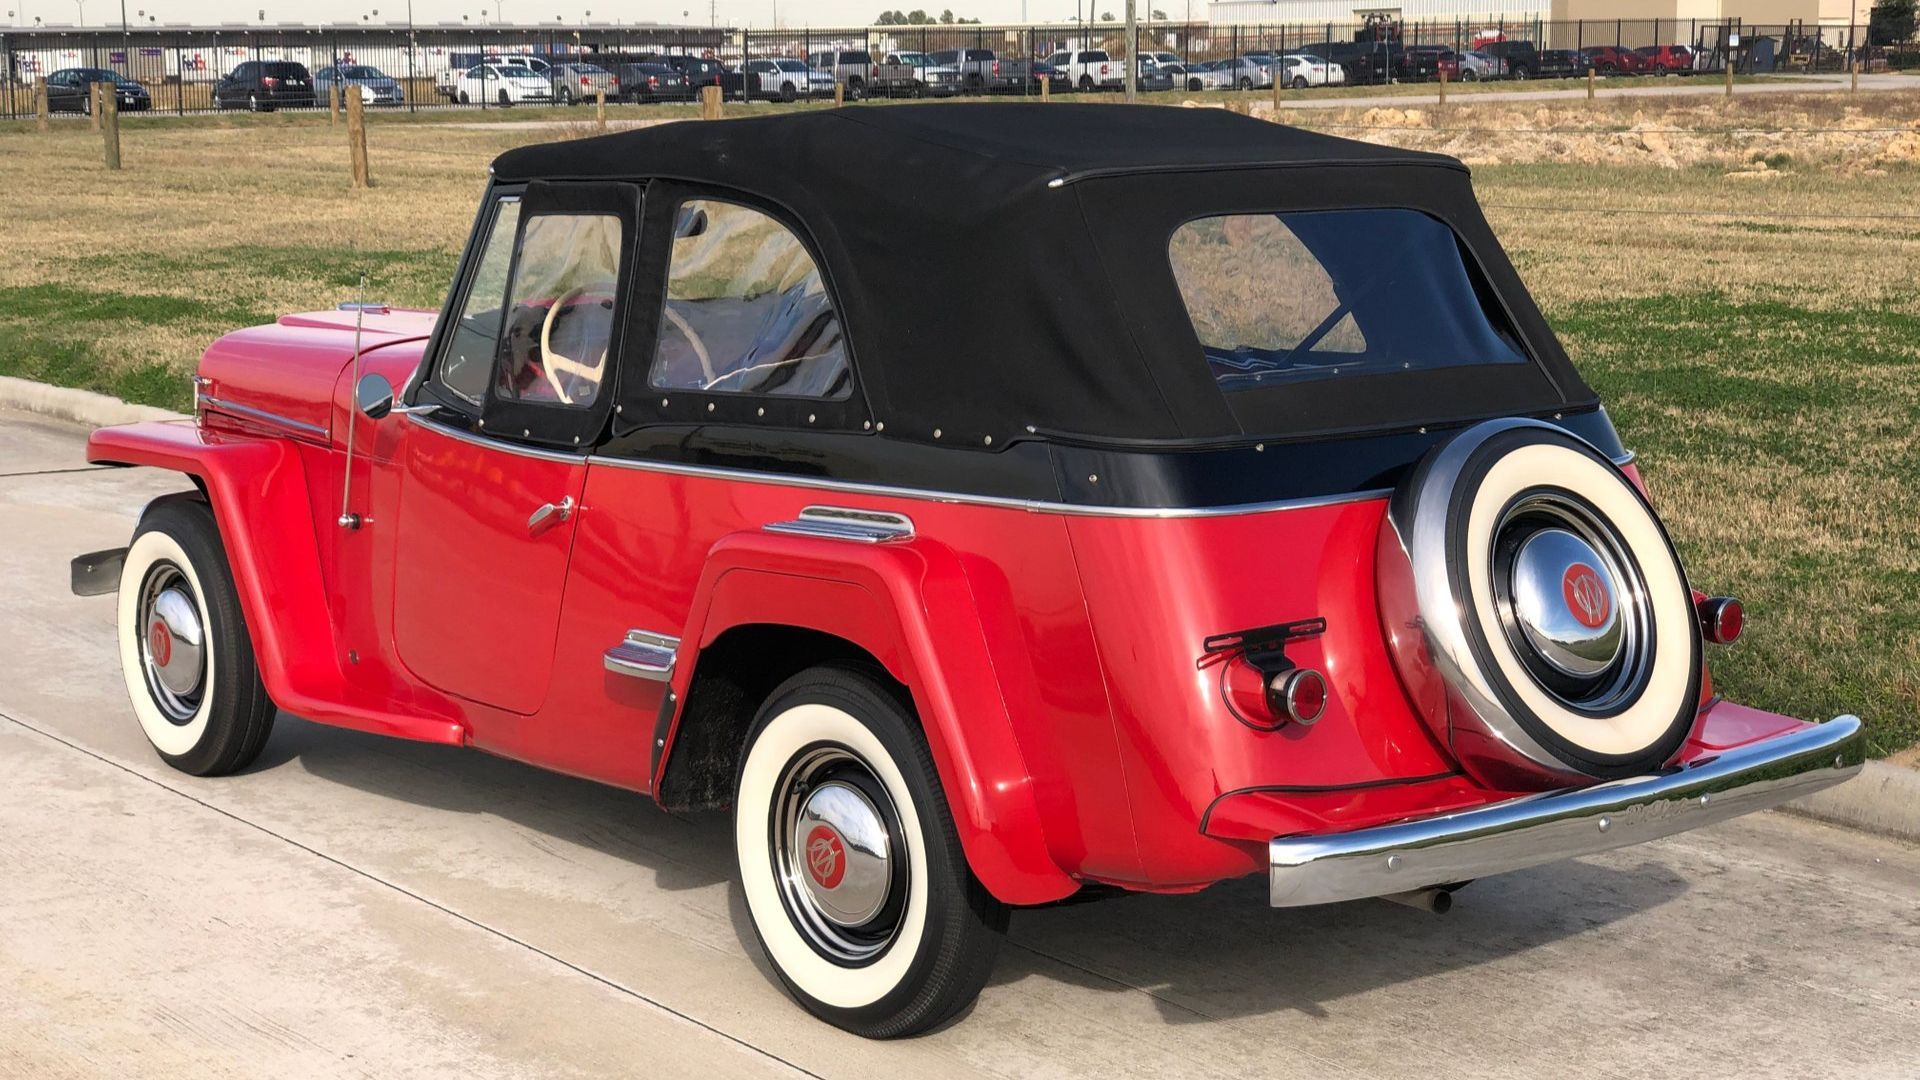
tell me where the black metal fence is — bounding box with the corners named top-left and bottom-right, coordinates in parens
top-left (0, 19), bottom-right (1902, 119)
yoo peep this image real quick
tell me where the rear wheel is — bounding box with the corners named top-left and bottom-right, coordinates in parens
top-left (1239, 75), bottom-right (1253, 89)
top-left (1462, 69), bottom-right (1478, 81)
top-left (458, 89), bottom-right (470, 104)
top-left (118, 497), bottom-right (276, 777)
top-left (846, 78), bottom-right (865, 101)
top-left (1292, 75), bottom-right (1308, 89)
top-left (735, 665), bottom-right (1007, 1038)
top-left (1079, 74), bottom-right (1093, 91)
top-left (498, 88), bottom-right (511, 107)
top-left (247, 92), bottom-right (262, 112)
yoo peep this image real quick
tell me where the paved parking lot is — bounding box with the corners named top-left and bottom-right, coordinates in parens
top-left (1, 407), bottom-right (1916, 1079)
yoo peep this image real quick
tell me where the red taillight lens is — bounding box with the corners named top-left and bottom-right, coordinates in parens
top-left (871, 64), bottom-right (879, 77)
top-left (1698, 596), bottom-right (1744, 645)
top-left (1100, 63), bottom-right (1109, 74)
top-left (648, 75), bottom-right (659, 85)
top-left (262, 76), bottom-right (280, 88)
top-left (992, 60), bottom-right (1000, 75)
top-left (1266, 669), bottom-right (1328, 726)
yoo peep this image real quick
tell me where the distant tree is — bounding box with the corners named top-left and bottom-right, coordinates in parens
top-left (1100, 10), bottom-right (1113, 20)
top-left (906, 8), bottom-right (931, 22)
top-left (1151, 8), bottom-right (1167, 18)
top-left (1870, 0), bottom-right (1916, 44)
top-left (939, 8), bottom-right (953, 22)
top-left (876, 9), bottom-right (909, 24)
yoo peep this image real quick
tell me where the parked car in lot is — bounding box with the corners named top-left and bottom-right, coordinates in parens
top-left (613, 62), bottom-right (691, 103)
top-left (313, 64), bottom-right (405, 107)
top-left (1534, 49), bottom-right (1594, 78)
top-left (81, 103), bottom-right (1864, 1041)
top-left (874, 51), bottom-right (962, 97)
top-left (1301, 40), bottom-right (1394, 84)
top-left (1043, 48), bottom-right (1122, 91)
top-left (1182, 58), bottom-right (1231, 91)
top-left (550, 62), bottom-right (618, 105)
top-left (1278, 54), bottom-right (1343, 87)
top-left (1398, 43), bottom-right (1450, 81)
top-left (1635, 44), bottom-right (1696, 74)
top-left (928, 48), bottom-right (1030, 93)
top-left (1440, 49), bottom-right (1507, 81)
top-left (1135, 57), bottom-right (1175, 92)
top-left (1581, 45), bottom-right (1647, 75)
top-left (731, 58), bottom-right (826, 101)
top-left (1480, 39), bottom-right (1540, 78)
top-left (43, 67), bottom-right (150, 113)
top-left (214, 60), bottom-right (315, 111)
top-left (1215, 55), bottom-right (1274, 90)
top-left (450, 63), bottom-right (554, 106)
top-left (1029, 58), bottom-right (1070, 93)
top-left (807, 48), bottom-right (878, 99)
top-left (634, 53), bottom-right (726, 95)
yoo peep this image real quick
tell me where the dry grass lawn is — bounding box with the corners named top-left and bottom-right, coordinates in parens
top-left (2, 88), bottom-right (1916, 753)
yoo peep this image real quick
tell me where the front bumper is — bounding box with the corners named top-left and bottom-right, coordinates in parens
top-left (1269, 714), bottom-right (1864, 906)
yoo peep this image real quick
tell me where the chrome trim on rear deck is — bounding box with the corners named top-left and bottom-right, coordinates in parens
top-left (764, 506), bottom-right (915, 543)
top-left (1268, 715), bottom-right (1865, 908)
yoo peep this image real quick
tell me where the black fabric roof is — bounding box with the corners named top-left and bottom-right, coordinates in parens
top-left (490, 105), bottom-right (1594, 449)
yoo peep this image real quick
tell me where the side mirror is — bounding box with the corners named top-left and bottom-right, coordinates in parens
top-left (355, 373), bottom-right (396, 420)
top-left (674, 205), bottom-right (708, 239)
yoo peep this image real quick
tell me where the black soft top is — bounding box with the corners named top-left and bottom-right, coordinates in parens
top-left (491, 105), bottom-right (1596, 449)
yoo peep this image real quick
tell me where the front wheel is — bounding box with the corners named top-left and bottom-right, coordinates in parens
top-left (1291, 75), bottom-right (1308, 89)
top-left (1239, 76), bottom-right (1253, 89)
top-left (735, 665), bottom-right (1008, 1038)
top-left (458, 90), bottom-right (470, 104)
top-left (1462, 69), bottom-right (1478, 81)
top-left (498, 88), bottom-right (511, 107)
top-left (846, 78), bottom-right (865, 101)
top-left (117, 497), bottom-right (276, 777)
top-left (1078, 74), bottom-right (1093, 91)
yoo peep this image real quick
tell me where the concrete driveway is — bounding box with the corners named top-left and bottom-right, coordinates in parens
top-left (1, 408), bottom-right (1915, 1079)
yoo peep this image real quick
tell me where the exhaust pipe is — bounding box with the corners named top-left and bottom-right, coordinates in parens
top-left (1380, 887), bottom-right (1453, 914)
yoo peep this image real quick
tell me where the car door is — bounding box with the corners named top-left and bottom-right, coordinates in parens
top-left (389, 181), bottom-right (643, 716)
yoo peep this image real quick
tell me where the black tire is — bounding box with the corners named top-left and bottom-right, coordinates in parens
top-left (1511, 65), bottom-right (1530, 80)
top-left (1463, 69), bottom-right (1478, 82)
top-left (1291, 75), bottom-right (1308, 89)
top-left (559, 86), bottom-right (574, 105)
top-left (781, 81), bottom-right (797, 102)
top-left (247, 92), bottom-right (261, 112)
top-left (118, 496), bottom-right (276, 777)
top-left (1078, 74), bottom-right (1093, 91)
top-left (458, 90), bottom-right (470, 104)
top-left (735, 664), bottom-right (1008, 1039)
top-left (1188, 77), bottom-right (1201, 91)
top-left (846, 78), bottom-right (865, 101)
top-left (1239, 75), bottom-right (1253, 89)
top-left (498, 88), bottom-right (511, 107)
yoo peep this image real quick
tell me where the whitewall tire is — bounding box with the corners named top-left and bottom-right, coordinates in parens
top-left (735, 665), bottom-right (1007, 1038)
top-left (117, 496), bottom-right (276, 777)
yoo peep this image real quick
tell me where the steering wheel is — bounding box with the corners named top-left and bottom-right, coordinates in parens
top-left (538, 287), bottom-right (610, 405)
top-left (662, 303), bottom-right (717, 386)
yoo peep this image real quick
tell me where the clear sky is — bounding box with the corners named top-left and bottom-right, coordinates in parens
top-left (2, 0), bottom-right (1190, 28)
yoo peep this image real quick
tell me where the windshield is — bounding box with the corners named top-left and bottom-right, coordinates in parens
top-left (498, 65), bottom-right (538, 78)
top-left (893, 53), bottom-right (930, 65)
top-left (340, 66), bottom-right (381, 78)
top-left (777, 59), bottom-right (809, 71)
top-left (1168, 209), bottom-right (1527, 391)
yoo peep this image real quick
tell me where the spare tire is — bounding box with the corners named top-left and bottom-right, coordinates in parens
top-left (1377, 419), bottom-right (1701, 789)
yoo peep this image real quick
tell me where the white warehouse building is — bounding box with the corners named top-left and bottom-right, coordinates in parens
top-left (1205, 0), bottom-right (1871, 30)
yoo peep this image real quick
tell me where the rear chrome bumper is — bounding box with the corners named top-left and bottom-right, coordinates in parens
top-left (1269, 715), bottom-right (1864, 907)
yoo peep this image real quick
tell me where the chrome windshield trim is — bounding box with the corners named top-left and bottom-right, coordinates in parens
top-left (199, 396), bottom-right (329, 440)
top-left (764, 506), bottom-right (915, 543)
top-left (1268, 715), bottom-right (1865, 908)
top-left (405, 411), bottom-right (587, 464)
top-left (604, 629), bottom-right (679, 681)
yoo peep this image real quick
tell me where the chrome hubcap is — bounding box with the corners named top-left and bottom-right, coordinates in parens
top-left (138, 565), bottom-right (205, 722)
top-left (1492, 491), bottom-right (1653, 712)
top-left (771, 745), bottom-right (906, 966)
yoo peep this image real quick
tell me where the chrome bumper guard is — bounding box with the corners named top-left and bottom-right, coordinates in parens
top-left (1269, 715), bottom-right (1865, 907)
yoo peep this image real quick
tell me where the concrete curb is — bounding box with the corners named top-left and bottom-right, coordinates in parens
top-left (0, 376), bottom-right (186, 428)
top-left (1783, 761), bottom-right (1920, 845)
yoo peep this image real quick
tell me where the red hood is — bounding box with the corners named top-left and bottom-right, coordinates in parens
top-left (196, 308), bottom-right (438, 443)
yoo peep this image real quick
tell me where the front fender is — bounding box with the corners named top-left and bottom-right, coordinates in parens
top-left (86, 421), bottom-right (464, 744)
top-left (662, 528), bottom-right (1079, 906)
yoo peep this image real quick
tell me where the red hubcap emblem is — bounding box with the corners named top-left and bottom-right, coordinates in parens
top-left (148, 620), bottom-right (172, 667)
top-left (804, 825), bottom-right (846, 890)
top-left (1562, 563), bottom-right (1611, 629)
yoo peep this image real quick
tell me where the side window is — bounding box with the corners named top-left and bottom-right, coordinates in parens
top-left (649, 199), bottom-right (849, 399)
top-left (494, 213), bottom-right (623, 407)
top-left (436, 197), bottom-right (522, 405)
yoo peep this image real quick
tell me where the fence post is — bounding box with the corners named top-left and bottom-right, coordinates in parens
top-left (329, 81), bottom-right (341, 125)
top-left (1040, 72), bottom-right (1050, 101)
top-left (1587, 66), bottom-right (1595, 101)
top-left (346, 88), bottom-right (371, 189)
top-left (1272, 68), bottom-right (1282, 112)
top-left (102, 89), bottom-right (122, 170)
top-left (595, 86), bottom-right (606, 128)
top-left (36, 80), bottom-right (50, 133)
top-left (90, 82), bottom-right (102, 131)
top-left (1724, 52), bottom-right (1733, 96)
top-left (1851, 60), bottom-right (1859, 92)
top-left (1437, 66), bottom-right (1446, 106)
top-left (701, 83), bottom-right (723, 119)
top-left (833, 81), bottom-right (844, 106)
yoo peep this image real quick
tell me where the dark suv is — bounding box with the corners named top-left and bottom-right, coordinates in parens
top-left (214, 61), bottom-right (315, 111)
top-left (1480, 40), bottom-right (1540, 79)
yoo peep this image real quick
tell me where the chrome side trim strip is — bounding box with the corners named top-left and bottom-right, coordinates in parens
top-left (200, 396), bottom-right (329, 440)
top-left (603, 629), bottom-right (679, 681)
top-left (764, 506), bottom-right (915, 543)
top-left (585, 452), bottom-right (1398, 520)
top-left (1268, 715), bottom-right (1865, 908)
top-left (405, 411), bottom-right (588, 464)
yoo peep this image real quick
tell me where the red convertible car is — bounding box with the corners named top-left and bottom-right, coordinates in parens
top-left (76, 107), bottom-right (1862, 1037)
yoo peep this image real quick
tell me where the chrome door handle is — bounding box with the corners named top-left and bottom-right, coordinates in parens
top-left (527, 496), bottom-right (575, 535)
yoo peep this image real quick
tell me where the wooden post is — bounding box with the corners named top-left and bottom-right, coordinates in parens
top-left (35, 81), bottom-right (49, 133)
top-left (90, 82), bottom-right (102, 132)
top-left (832, 81), bottom-right (845, 107)
top-left (1852, 61), bottom-right (1859, 93)
top-left (346, 89), bottom-right (370, 189)
top-left (595, 87), bottom-right (606, 129)
top-left (1586, 67), bottom-right (1595, 100)
top-left (1437, 66), bottom-right (1447, 106)
top-left (701, 84), bottom-right (723, 120)
top-left (1040, 74), bottom-right (1050, 101)
top-left (102, 90), bottom-right (122, 170)
top-left (1272, 70), bottom-right (1282, 112)
top-left (329, 82), bottom-right (341, 125)
top-left (1724, 55), bottom-right (1733, 97)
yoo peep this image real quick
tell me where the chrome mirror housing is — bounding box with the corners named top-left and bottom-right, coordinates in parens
top-left (355, 373), bottom-right (396, 420)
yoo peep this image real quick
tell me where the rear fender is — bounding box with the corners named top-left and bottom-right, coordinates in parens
top-left (86, 421), bottom-right (463, 744)
top-left (662, 528), bottom-right (1078, 906)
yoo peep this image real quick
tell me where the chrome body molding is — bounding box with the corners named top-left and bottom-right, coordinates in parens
top-left (603, 629), bottom-right (679, 681)
top-left (406, 411), bottom-right (587, 464)
top-left (764, 506), bottom-right (916, 543)
top-left (1268, 715), bottom-right (1865, 907)
top-left (199, 396), bottom-right (329, 440)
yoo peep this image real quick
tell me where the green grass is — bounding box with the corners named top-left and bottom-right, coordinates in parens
top-left (1552, 292), bottom-right (1920, 755)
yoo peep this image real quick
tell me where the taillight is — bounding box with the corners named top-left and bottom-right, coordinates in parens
top-left (648, 75), bottom-right (659, 86)
top-left (991, 60), bottom-right (1000, 75)
top-left (581, 76), bottom-right (592, 86)
top-left (262, 76), bottom-right (280, 88)
top-left (1698, 596), bottom-right (1744, 645)
top-left (1266, 669), bottom-right (1328, 726)
top-left (1100, 63), bottom-right (1109, 74)
top-left (871, 64), bottom-right (879, 78)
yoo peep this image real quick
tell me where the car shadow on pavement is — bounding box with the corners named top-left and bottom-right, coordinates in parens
top-left (261, 713), bottom-right (1688, 1029)
top-left (257, 714), bottom-right (735, 895)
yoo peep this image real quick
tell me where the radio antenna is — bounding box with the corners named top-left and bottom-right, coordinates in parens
top-left (338, 271), bottom-right (369, 530)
